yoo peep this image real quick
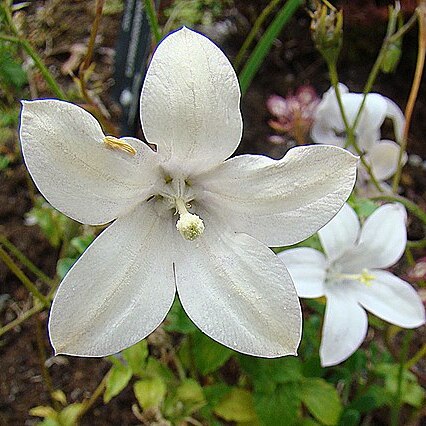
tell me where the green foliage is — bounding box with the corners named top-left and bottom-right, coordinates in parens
top-left (104, 359), bottom-right (133, 403)
top-left (214, 388), bottom-right (258, 423)
top-left (134, 376), bottom-right (167, 410)
top-left (0, 43), bottom-right (27, 90)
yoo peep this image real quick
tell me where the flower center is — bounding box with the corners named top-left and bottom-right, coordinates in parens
top-left (174, 198), bottom-right (205, 241)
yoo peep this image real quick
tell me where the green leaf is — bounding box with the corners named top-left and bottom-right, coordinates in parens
top-left (122, 340), bottom-right (149, 376)
top-left (348, 197), bottom-right (378, 219)
top-left (239, 0), bottom-right (303, 94)
top-left (56, 258), bottom-right (77, 280)
top-left (214, 388), bottom-right (257, 422)
top-left (103, 362), bottom-right (132, 403)
top-left (29, 406), bottom-right (57, 418)
top-left (164, 299), bottom-right (197, 334)
top-left (254, 383), bottom-right (301, 426)
top-left (176, 379), bottom-right (205, 404)
top-left (134, 377), bottom-right (167, 410)
top-left (51, 389), bottom-right (67, 406)
top-left (349, 385), bottom-right (389, 413)
top-left (239, 355), bottom-right (302, 392)
top-left (145, 357), bottom-right (175, 383)
top-left (300, 378), bottom-right (342, 426)
top-left (338, 409), bottom-right (361, 426)
top-left (192, 331), bottom-right (233, 375)
top-left (58, 403), bottom-right (83, 426)
top-left (70, 234), bottom-right (95, 254)
top-left (0, 49), bottom-right (27, 88)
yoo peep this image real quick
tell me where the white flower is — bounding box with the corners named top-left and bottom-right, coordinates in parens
top-left (311, 84), bottom-right (405, 187)
top-left (279, 203), bottom-right (426, 367)
top-left (19, 28), bottom-right (357, 358)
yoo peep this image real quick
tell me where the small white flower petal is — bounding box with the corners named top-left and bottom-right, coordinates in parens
top-left (196, 145), bottom-right (357, 247)
top-left (174, 207), bottom-right (302, 357)
top-left (140, 27), bottom-right (242, 174)
top-left (351, 270), bottom-right (425, 328)
top-left (364, 139), bottom-right (402, 181)
top-left (339, 203), bottom-right (407, 272)
top-left (278, 248), bottom-right (326, 298)
top-left (321, 284), bottom-right (368, 367)
top-left (385, 97), bottom-right (405, 143)
top-left (20, 100), bottom-right (160, 225)
top-left (49, 202), bottom-right (176, 357)
top-left (318, 203), bottom-right (360, 262)
top-left (361, 93), bottom-right (388, 133)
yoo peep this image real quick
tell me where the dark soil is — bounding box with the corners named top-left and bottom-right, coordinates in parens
top-left (1, 1), bottom-right (425, 424)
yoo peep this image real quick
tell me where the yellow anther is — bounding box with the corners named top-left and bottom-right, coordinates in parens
top-left (359, 269), bottom-right (375, 286)
top-left (103, 136), bottom-right (136, 156)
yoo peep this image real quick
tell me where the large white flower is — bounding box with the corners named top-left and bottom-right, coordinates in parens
top-left (311, 84), bottom-right (405, 188)
top-left (19, 28), bottom-right (357, 358)
top-left (279, 203), bottom-right (425, 367)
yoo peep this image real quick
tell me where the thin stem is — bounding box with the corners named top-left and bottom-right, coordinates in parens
top-left (393, 6), bottom-right (426, 192)
top-left (406, 344), bottom-right (426, 369)
top-left (0, 4), bottom-right (66, 99)
top-left (78, 0), bottom-right (105, 101)
top-left (328, 62), bottom-right (383, 191)
top-left (36, 315), bottom-right (60, 411)
top-left (0, 302), bottom-right (43, 337)
top-left (0, 235), bottom-right (55, 287)
top-left (234, 0), bottom-right (281, 70)
top-left (407, 239), bottom-right (426, 249)
top-left (77, 370), bottom-right (110, 420)
top-left (390, 330), bottom-right (413, 426)
top-left (371, 194), bottom-right (426, 225)
top-left (143, 0), bottom-right (161, 43)
top-left (0, 246), bottom-right (49, 306)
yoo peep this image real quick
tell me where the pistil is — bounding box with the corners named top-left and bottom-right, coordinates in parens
top-left (175, 198), bottom-right (205, 241)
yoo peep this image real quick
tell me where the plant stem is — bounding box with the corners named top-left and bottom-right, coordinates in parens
top-left (371, 194), bottom-right (426, 225)
top-left (406, 343), bottom-right (426, 369)
top-left (0, 235), bottom-right (55, 287)
top-left (407, 239), bottom-right (426, 249)
top-left (392, 5), bottom-right (426, 192)
top-left (36, 315), bottom-right (60, 411)
top-left (390, 330), bottom-right (413, 426)
top-left (0, 302), bottom-right (43, 337)
top-left (0, 246), bottom-right (49, 306)
top-left (234, 0), bottom-right (281, 70)
top-left (143, 0), bottom-right (161, 43)
top-left (77, 369), bottom-right (110, 420)
top-left (0, 3), bottom-right (66, 99)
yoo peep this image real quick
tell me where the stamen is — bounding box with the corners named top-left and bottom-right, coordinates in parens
top-left (103, 136), bottom-right (137, 156)
top-left (175, 198), bottom-right (205, 241)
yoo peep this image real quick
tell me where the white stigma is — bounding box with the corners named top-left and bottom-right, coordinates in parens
top-left (175, 198), bottom-right (205, 241)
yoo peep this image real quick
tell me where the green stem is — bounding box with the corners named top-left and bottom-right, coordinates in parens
top-left (371, 194), bottom-right (426, 224)
top-left (0, 246), bottom-right (49, 306)
top-left (406, 343), bottom-right (426, 369)
top-left (143, 0), bottom-right (161, 43)
top-left (0, 302), bottom-right (43, 337)
top-left (234, 0), bottom-right (281, 70)
top-left (0, 4), bottom-right (66, 99)
top-left (407, 239), bottom-right (426, 249)
top-left (0, 235), bottom-right (55, 287)
top-left (393, 7), bottom-right (426, 192)
top-left (328, 62), bottom-right (383, 192)
top-left (77, 370), bottom-right (110, 420)
top-left (390, 330), bottom-right (413, 426)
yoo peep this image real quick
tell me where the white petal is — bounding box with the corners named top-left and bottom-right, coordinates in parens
top-left (338, 203), bottom-right (407, 272)
top-left (278, 248), bottom-right (326, 298)
top-left (140, 27), bottom-right (242, 174)
top-left (385, 98), bottom-right (405, 143)
top-left (20, 100), bottom-right (160, 225)
top-left (361, 93), bottom-right (388, 132)
top-left (49, 202), bottom-right (176, 357)
top-left (196, 145), bottom-right (357, 247)
top-left (311, 121), bottom-right (345, 147)
top-left (364, 140), bottom-right (402, 181)
top-left (318, 203), bottom-right (360, 262)
top-left (320, 284), bottom-right (368, 367)
top-left (351, 270), bottom-right (425, 328)
top-left (174, 207), bottom-right (302, 357)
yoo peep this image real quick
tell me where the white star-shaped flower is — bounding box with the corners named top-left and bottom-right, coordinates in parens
top-left (279, 203), bottom-right (425, 367)
top-left (311, 84), bottom-right (405, 188)
top-left (19, 28), bottom-right (357, 358)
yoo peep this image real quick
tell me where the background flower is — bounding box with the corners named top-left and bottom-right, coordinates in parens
top-left (279, 203), bottom-right (425, 366)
